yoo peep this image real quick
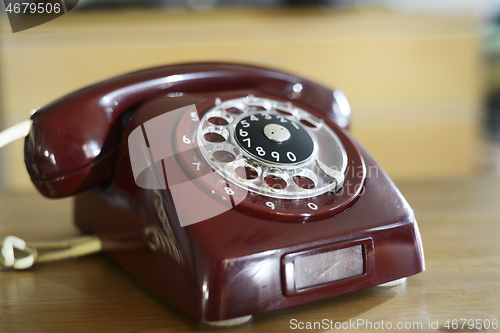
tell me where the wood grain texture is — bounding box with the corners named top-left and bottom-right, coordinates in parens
top-left (1, 176), bottom-right (499, 332)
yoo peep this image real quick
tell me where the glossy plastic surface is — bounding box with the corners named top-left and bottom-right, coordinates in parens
top-left (25, 63), bottom-right (349, 198)
top-left (173, 93), bottom-right (364, 222)
top-left (24, 63), bottom-right (424, 322)
top-left (74, 134), bottom-right (424, 321)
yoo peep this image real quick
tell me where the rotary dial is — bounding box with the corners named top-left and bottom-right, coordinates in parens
top-left (234, 113), bottom-right (314, 165)
top-left (196, 95), bottom-right (348, 200)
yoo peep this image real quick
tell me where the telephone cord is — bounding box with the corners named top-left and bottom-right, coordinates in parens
top-left (0, 120), bottom-right (31, 149)
top-left (0, 235), bottom-right (102, 270)
top-left (1, 120), bottom-right (103, 270)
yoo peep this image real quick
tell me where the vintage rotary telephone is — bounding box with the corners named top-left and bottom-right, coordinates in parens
top-left (4, 63), bottom-right (424, 325)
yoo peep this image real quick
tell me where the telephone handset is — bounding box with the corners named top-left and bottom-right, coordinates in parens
top-left (25, 63), bottom-right (350, 198)
top-left (24, 63), bottom-right (424, 324)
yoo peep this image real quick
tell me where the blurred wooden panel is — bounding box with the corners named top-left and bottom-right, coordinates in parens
top-left (352, 123), bottom-right (479, 179)
top-left (0, 8), bottom-right (482, 189)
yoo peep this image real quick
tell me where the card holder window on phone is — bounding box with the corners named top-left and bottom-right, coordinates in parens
top-left (23, 63), bottom-right (424, 324)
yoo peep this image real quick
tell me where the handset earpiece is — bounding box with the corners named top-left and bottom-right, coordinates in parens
top-left (25, 63), bottom-right (349, 198)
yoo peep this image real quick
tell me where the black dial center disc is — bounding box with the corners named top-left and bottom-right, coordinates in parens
top-left (234, 114), bottom-right (314, 164)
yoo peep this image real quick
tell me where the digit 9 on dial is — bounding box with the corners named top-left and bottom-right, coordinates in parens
top-left (25, 63), bottom-right (424, 324)
top-left (175, 94), bottom-right (366, 221)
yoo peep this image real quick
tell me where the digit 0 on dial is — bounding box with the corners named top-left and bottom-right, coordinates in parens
top-left (177, 94), bottom-right (366, 221)
top-left (234, 113), bottom-right (314, 165)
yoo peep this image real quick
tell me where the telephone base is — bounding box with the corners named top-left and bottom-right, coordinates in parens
top-left (203, 315), bottom-right (252, 327)
top-left (376, 277), bottom-right (407, 287)
top-left (24, 62), bottom-right (424, 323)
top-left (74, 143), bottom-right (425, 322)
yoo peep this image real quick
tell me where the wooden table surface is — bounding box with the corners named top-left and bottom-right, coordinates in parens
top-left (1, 176), bottom-right (499, 332)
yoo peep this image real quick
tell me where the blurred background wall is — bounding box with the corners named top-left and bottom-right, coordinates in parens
top-left (0, 0), bottom-right (493, 191)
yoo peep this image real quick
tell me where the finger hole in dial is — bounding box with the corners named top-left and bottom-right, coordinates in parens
top-left (300, 119), bottom-right (317, 128)
top-left (235, 166), bottom-right (259, 180)
top-left (204, 132), bottom-right (226, 143)
top-left (264, 175), bottom-right (287, 190)
top-left (225, 107), bottom-right (244, 115)
top-left (276, 108), bottom-right (294, 116)
top-left (208, 117), bottom-right (229, 125)
top-left (213, 151), bottom-right (236, 163)
top-left (293, 176), bottom-right (316, 190)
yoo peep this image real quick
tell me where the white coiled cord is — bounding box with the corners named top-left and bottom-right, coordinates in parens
top-left (0, 120), bottom-right (102, 270)
top-left (0, 235), bottom-right (102, 270)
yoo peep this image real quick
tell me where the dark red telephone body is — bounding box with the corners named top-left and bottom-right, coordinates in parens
top-left (24, 63), bottom-right (424, 323)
